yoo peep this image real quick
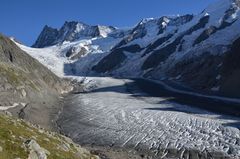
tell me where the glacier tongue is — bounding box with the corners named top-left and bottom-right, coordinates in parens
top-left (57, 77), bottom-right (240, 158)
top-left (13, 0), bottom-right (240, 157)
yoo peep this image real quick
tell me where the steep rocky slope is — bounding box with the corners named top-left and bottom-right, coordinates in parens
top-left (220, 37), bottom-right (240, 96)
top-left (0, 34), bottom-right (71, 129)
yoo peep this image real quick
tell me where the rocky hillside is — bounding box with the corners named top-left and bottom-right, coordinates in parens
top-left (0, 113), bottom-right (98, 159)
top-left (0, 34), bottom-right (71, 129)
top-left (21, 0), bottom-right (240, 98)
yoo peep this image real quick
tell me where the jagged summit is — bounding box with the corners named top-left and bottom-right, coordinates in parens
top-left (32, 25), bottom-right (58, 48)
top-left (32, 21), bottom-right (119, 48)
top-left (21, 0), bottom-right (240, 98)
top-left (112, 14), bottom-right (194, 50)
top-left (11, 0), bottom-right (240, 158)
top-left (32, 14), bottom-right (196, 49)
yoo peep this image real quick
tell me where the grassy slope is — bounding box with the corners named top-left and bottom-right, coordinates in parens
top-left (0, 114), bottom-right (98, 159)
top-left (0, 34), bottom-right (97, 158)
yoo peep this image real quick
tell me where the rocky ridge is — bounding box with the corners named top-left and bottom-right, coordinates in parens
top-left (0, 33), bottom-right (72, 129)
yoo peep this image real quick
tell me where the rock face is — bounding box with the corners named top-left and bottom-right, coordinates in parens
top-left (66, 46), bottom-right (88, 60)
top-left (32, 21), bottom-right (119, 48)
top-left (0, 34), bottom-right (70, 128)
top-left (92, 49), bottom-right (127, 73)
top-left (221, 37), bottom-right (240, 97)
top-left (32, 25), bottom-right (58, 48)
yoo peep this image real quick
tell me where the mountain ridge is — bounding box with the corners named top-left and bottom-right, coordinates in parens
top-left (21, 0), bottom-right (240, 98)
top-left (32, 21), bottom-right (124, 48)
top-left (8, 0), bottom-right (240, 158)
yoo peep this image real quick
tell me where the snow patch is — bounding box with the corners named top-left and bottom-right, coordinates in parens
top-left (0, 103), bottom-right (25, 110)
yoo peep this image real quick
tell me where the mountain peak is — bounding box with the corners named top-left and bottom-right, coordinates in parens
top-left (32, 21), bottom-right (120, 48)
top-left (32, 25), bottom-right (58, 48)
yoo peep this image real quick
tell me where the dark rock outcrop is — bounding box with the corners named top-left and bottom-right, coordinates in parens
top-left (193, 19), bottom-right (237, 46)
top-left (117, 44), bottom-right (142, 53)
top-left (32, 25), bottom-right (58, 48)
top-left (185, 15), bottom-right (210, 35)
top-left (142, 35), bottom-right (183, 70)
top-left (167, 52), bottom-right (223, 91)
top-left (66, 47), bottom-right (88, 60)
top-left (221, 37), bottom-right (240, 97)
top-left (144, 34), bottom-right (174, 55)
top-left (193, 26), bottom-right (217, 46)
top-left (92, 49), bottom-right (127, 73)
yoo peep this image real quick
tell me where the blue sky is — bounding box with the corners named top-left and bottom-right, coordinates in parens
top-left (1, 0), bottom-right (217, 46)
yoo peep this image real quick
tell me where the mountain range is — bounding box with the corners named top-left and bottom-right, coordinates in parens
top-left (1, 0), bottom-right (240, 158)
top-left (17, 0), bottom-right (240, 99)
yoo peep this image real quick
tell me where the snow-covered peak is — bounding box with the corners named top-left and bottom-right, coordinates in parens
top-left (138, 18), bottom-right (155, 25)
top-left (32, 21), bottom-right (123, 48)
top-left (16, 0), bottom-right (240, 102)
top-left (168, 14), bottom-right (194, 26)
top-left (62, 21), bottom-right (88, 33)
top-left (137, 17), bottom-right (170, 27)
top-left (56, 21), bottom-right (116, 42)
top-left (57, 21), bottom-right (96, 42)
top-left (61, 21), bottom-right (116, 37)
top-left (113, 15), bottom-right (193, 49)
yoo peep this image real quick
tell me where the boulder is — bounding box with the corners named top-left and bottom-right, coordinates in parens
top-left (24, 139), bottom-right (50, 159)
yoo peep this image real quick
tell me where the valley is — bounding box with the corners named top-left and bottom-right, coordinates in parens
top-left (1, 0), bottom-right (240, 158)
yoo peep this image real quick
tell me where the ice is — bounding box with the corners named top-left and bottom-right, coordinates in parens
top-left (58, 77), bottom-right (240, 158)
top-left (12, 1), bottom-right (240, 157)
top-left (15, 34), bottom-right (122, 77)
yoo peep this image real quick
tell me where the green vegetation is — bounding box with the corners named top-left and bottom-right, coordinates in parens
top-left (0, 114), bottom-right (98, 159)
top-left (0, 63), bottom-right (25, 85)
top-left (0, 62), bottom-right (39, 91)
